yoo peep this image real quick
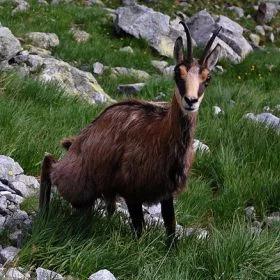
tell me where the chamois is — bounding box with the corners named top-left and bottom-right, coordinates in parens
top-left (39, 22), bottom-right (222, 242)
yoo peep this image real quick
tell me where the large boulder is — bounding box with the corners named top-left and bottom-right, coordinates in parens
top-left (186, 10), bottom-right (252, 63)
top-left (115, 4), bottom-right (189, 57)
top-left (4, 51), bottom-right (114, 104)
top-left (0, 27), bottom-right (22, 61)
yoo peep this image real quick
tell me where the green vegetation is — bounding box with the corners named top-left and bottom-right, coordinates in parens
top-left (0, 1), bottom-right (279, 279)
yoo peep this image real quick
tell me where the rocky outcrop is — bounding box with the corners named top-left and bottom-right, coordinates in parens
top-left (0, 26), bottom-right (113, 105)
top-left (115, 4), bottom-right (191, 57)
top-left (186, 10), bottom-right (252, 63)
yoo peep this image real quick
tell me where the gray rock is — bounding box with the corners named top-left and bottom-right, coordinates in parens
top-left (162, 65), bottom-right (174, 77)
top-left (117, 83), bottom-right (145, 95)
top-left (25, 32), bottom-right (59, 50)
top-left (0, 246), bottom-right (19, 263)
top-left (36, 268), bottom-right (63, 280)
top-left (5, 267), bottom-right (26, 280)
top-left (187, 11), bottom-right (252, 63)
top-left (151, 60), bottom-right (168, 72)
top-left (193, 139), bottom-right (210, 153)
top-left (0, 27), bottom-right (22, 61)
top-left (214, 65), bottom-right (224, 73)
top-left (93, 62), bottom-right (104, 75)
top-left (12, 0), bottom-right (30, 15)
top-left (244, 112), bottom-right (280, 132)
top-left (115, 4), bottom-right (186, 57)
top-left (110, 67), bottom-right (150, 80)
top-left (70, 27), bottom-right (90, 43)
top-left (256, 2), bottom-right (278, 24)
top-left (0, 156), bottom-right (23, 180)
top-left (213, 105), bottom-right (223, 116)
top-left (89, 270), bottom-right (116, 280)
top-left (249, 33), bottom-right (261, 46)
top-left (39, 57), bottom-right (113, 104)
top-left (119, 46), bottom-right (134, 53)
top-left (227, 6), bottom-right (244, 18)
top-left (250, 220), bottom-right (262, 235)
top-left (255, 25), bottom-right (266, 36)
top-left (245, 206), bottom-right (256, 222)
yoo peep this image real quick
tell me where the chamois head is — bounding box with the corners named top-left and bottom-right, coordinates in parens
top-left (174, 22), bottom-right (222, 113)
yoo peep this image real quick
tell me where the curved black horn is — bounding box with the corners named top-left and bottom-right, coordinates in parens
top-left (200, 26), bottom-right (222, 64)
top-left (179, 21), bottom-right (193, 63)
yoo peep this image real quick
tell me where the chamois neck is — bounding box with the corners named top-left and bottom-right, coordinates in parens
top-left (166, 91), bottom-right (197, 145)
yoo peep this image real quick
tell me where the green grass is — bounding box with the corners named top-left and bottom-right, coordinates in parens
top-left (0, 1), bottom-right (280, 279)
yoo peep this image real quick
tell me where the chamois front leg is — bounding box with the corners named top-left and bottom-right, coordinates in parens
top-left (161, 197), bottom-right (176, 245)
top-left (126, 200), bottom-right (144, 238)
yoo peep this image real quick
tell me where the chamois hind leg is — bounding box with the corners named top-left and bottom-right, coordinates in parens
top-left (161, 197), bottom-right (176, 245)
top-left (39, 153), bottom-right (57, 210)
top-left (126, 200), bottom-right (144, 238)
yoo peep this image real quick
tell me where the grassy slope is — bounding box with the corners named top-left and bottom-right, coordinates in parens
top-left (0, 1), bottom-right (280, 279)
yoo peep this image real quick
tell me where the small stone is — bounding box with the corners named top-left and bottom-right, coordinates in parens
top-left (151, 60), bottom-right (168, 72)
top-left (162, 65), bottom-right (174, 77)
top-left (265, 212), bottom-right (280, 227)
top-left (88, 269), bottom-right (116, 280)
top-left (117, 83), bottom-right (145, 95)
top-left (0, 246), bottom-right (19, 263)
top-left (249, 33), bottom-right (261, 46)
top-left (119, 46), bottom-right (134, 54)
top-left (214, 65), bottom-right (224, 73)
top-left (263, 106), bottom-right (270, 112)
top-left (93, 62), bottom-right (104, 75)
top-left (255, 25), bottom-right (265, 36)
top-left (111, 67), bottom-right (150, 80)
top-left (244, 112), bottom-right (280, 132)
top-left (70, 27), bottom-right (90, 43)
top-left (193, 139), bottom-right (210, 153)
top-left (154, 92), bottom-right (166, 101)
top-left (11, 0), bottom-right (30, 15)
top-left (213, 106), bottom-right (224, 116)
top-left (245, 206), bottom-right (256, 222)
top-left (36, 267), bottom-right (63, 280)
top-left (227, 6), bottom-right (244, 18)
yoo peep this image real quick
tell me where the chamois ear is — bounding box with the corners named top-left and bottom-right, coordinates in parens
top-left (204, 44), bottom-right (221, 71)
top-left (174, 36), bottom-right (185, 65)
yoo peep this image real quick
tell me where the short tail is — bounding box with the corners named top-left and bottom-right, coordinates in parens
top-left (39, 153), bottom-right (57, 210)
top-left (60, 136), bottom-right (77, 150)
